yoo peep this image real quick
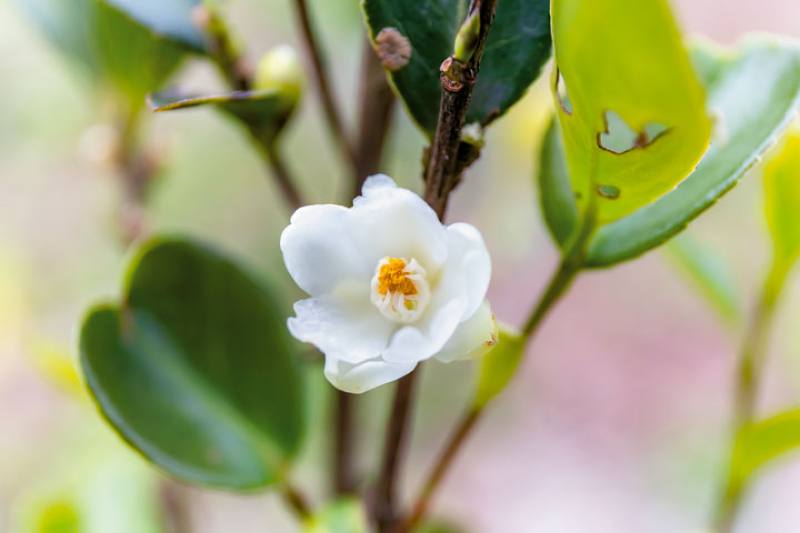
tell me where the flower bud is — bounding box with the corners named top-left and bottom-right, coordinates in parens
top-left (453, 9), bottom-right (481, 62)
top-left (253, 45), bottom-right (304, 104)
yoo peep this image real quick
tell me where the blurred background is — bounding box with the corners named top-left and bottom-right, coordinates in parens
top-left (1, 0), bottom-right (799, 531)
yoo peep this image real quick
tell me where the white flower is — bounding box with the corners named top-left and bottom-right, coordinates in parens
top-left (280, 175), bottom-right (497, 393)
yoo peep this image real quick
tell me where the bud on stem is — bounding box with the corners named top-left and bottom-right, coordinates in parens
top-left (453, 8), bottom-right (481, 62)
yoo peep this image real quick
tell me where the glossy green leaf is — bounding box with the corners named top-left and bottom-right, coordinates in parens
top-left (764, 128), bottom-right (800, 270)
top-left (539, 39), bottom-right (800, 267)
top-left (362, 0), bottom-right (551, 134)
top-left (731, 409), bottom-right (800, 489)
top-left (149, 89), bottom-right (297, 143)
top-left (552, 0), bottom-right (712, 225)
top-left (106, 0), bottom-right (208, 52)
top-left (664, 235), bottom-right (740, 326)
top-left (539, 119), bottom-right (579, 247)
top-left (16, 0), bottom-right (187, 106)
top-left (80, 239), bottom-right (306, 489)
top-left (305, 499), bottom-right (368, 533)
top-left (473, 328), bottom-right (526, 408)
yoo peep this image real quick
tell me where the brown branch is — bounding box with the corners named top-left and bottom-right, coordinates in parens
top-left (292, 0), bottom-right (357, 171)
top-left (424, 0), bottom-right (498, 218)
top-left (352, 39), bottom-right (396, 196)
top-left (372, 370), bottom-right (421, 532)
top-left (258, 140), bottom-right (304, 212)
top-left (334, 390), bottom-right (357, 494)
top-left (282, 482), bottom-right (313, 520)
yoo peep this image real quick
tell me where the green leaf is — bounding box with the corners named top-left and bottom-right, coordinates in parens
top-left (664, 235), bottom-right (740, 326)
top-left (539, 118), bottom-right (579, 247)
top-left (362, 0), bottom-right (551, 135)
top-left (473, 328), bottom-right (526, 408)
top-left (16, 0), bottom-right (187, 107)
top-left (105, 0), bottom-right (208, 52)
top-left (552, 0), bottom-right (712, 225)
top-left (149, 89), bottom-right (297, 144)
top-left (538, 39), bottom-right (800, 267)
top-left (587, 39), bottom-right (800, 266)
top-left (80, 239), bottom-right (306, 489)
top-left (764, 128), bottom-right (800, 271)
top-left (304, 499), bottom-right (368, 533)
top-left (33, 500), bottom-right (81, 533)
top-left (731, 408), bottom-right (800, 489)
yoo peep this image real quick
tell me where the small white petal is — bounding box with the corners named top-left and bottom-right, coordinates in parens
top-left (288, 282), bottom-right (395, 364)
top-left (280, 204), bottom-right (369, 296)
top-left (350, 174), bottom-right (448, 271)
top-left (435, 301), bottom-right (498, 363)
top-left (383, 299), bottom-right (465, 364)
top-left (324, 357), bottom-right (416, 394)
top-left (441, 223), bottom-right (492, 319)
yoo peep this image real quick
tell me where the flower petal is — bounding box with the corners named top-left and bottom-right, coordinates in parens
top-left (383, 298), bottom-right (464, 364)
top-left (280, 204), bottom-right (370, 296)
top-left (435, 300), bottom-right (498, 363)
top-left (324, 357), bottom-right (416, 394)
top-left (436, 223), bottom-right (492, 320)
top-left (287, 282), bottom-right (395, 364)
top-left (350, 175), bottom-right (448, 271)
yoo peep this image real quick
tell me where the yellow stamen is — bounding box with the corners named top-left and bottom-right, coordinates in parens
top-left (376, 258), bottom-right (417, 297)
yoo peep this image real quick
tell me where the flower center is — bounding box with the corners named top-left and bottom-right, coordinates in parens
top-left (370, 257), bottom-right (430, 323)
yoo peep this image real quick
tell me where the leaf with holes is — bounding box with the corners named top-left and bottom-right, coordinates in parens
top-left (730, 409), bottom-right (800, 491)
top-left (539, 39), bottom-right (800, 267)
top-left (361, 0), bottom-right (551, 135)
top-left (149, 89), bottom-right (297, 144)
top-left (587, 39), bottom-right (800, 266)
top-left (106, 0), bottom-right (208, 53)
top-left (80, 238), bottom-right (306, 489)
top-left (764, 128), bottom-right (800, 272)
top-left (552, 0), bottom-right (712, 225)
top-left (16, 0), bottom-right (187, 107)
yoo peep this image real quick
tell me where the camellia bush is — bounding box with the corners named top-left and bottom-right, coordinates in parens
top-left (15, 0), bottom-right (800, 531)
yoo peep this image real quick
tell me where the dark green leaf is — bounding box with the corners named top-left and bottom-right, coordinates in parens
top-left (81, 239), bottom-right (306, 489)
top-left (149, 89), bottom-right (296, 143)
top-left (538, 119), bottom-right (578, 247)
top-left (106, 0), bottom-right (208, 52)
top-left (586, 39), bottom-right (800, 267)
top-left (16, 0), bottom-right (187, 106)
top-left (362, 0), bottom-right (551, 135)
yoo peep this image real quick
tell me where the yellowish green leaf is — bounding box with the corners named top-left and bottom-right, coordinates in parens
top-left (764, 128), bottom-right (800, 271)
top-left (473, 327), bottom-right (526, 408)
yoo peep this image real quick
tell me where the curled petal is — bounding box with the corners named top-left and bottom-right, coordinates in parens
top-left (324, 357), bottom-right (416, 394)
top-left (435, 301), bottom-right (498, 363)
top-left (350, 175), bottom-right (448, 271)
top-left (288, 283), bottom-right (394, 364)
top-left (280, 204), bottom-right (369, 296)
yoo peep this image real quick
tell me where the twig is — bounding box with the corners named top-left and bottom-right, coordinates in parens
top-left (199, 6), bottom-right (251, 90)
top-left (292, 0), bottom-right (357, 171)
top-left (282, 482), bottom-right (313, 520)
top-left (331, 41), bottom-right (397, 496)
top-left (159, 480), bottom-right (192, 533)
top-left (714, 264), bottom-right (787, 532)
top-left (373, 371), bottom-right (421, 532)
top-left (258, 141), bottom-right (304, 211)
top-left (399, 205), bottom-right (597, 530)
top-left (334, 390), bottom-right (357, 494)
top-left (423, 0), bottom-right (498, 218)
top-left (352, 39), bottom-right (396, 196)
top-left (371, 3), bottom-right (499, 530)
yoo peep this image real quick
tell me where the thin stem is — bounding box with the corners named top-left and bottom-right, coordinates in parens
top-left (282, 482), bottom-right (313, 520)
top-left (334, 390), bottom-right (357, 494)
top-left (714, 263), bottom-right (787, 532)
top-left (424, 0), bottom-right (498, 217)
top-left (259, 141), bottom-right (304, 211)
top-left (400, 210), bottom-right (597, 531)
top-left (292, 0), bottom-right (357, 170)
top-left (373, 370), bottom-right (421, 532)
top-left (400, 408), bottom-right (480, 532)
top-left (203, 7), bottom-right (250, 90)
top-left (159, 480), bottom-right (192, 533)
top-left (352, 39), bottom-right (396, 196)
